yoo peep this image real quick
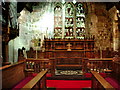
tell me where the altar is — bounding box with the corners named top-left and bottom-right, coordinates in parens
top-left (44, 39), bottom-right (95, 69)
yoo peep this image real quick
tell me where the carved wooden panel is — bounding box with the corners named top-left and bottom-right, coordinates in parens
top-left (2, 61), bottom-right (25, 88)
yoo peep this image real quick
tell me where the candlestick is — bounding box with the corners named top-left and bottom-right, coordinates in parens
top-left (100, 47), bottom-right (102, 59)
top-left (36, 47), bottom-right (38, 59)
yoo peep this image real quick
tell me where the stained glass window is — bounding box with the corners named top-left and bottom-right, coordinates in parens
top-left (54, 3), bottom-right (62, 38)
top-left (54, 2), bottom-right (86, 39)
top-left (76, 3), bottom-right (85, 39)
top-left (64, 2), bottom-right (74, 39)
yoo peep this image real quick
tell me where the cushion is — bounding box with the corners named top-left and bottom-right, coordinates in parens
top-left (105, 77), bottom-right (120, 89)
top-left (12, 77), bottom-right (33, 89)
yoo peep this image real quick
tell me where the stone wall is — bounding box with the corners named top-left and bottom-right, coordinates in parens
top-left (85, 3), bottom-right (113, 56)
top-left (109, 6), bottom-right (119, 52)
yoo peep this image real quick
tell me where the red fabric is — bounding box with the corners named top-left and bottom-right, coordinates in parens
top-left (32, 73), bottom-right (38, 77)
top-left (84, 73), bottom-right (92, 78)
top-left (12, 76), bottom-right (91, 89)
top-left (47, 80), bottom-right (91, 89)
top-left (99, 73), bottom-right (106, 78)
top-left (46, 73), bottom-right (52, 77)
top-left (32, 73), bottom-right (52, 77)
top-left (84, 73), bottom-right (106, 78)
top-left (105, 77), bottom-right (120, 89)
top-left (12, 77), bottom-right (33, 89)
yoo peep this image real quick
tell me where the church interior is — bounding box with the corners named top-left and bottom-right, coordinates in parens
top-left (1, 1), bottom-right (120, 89)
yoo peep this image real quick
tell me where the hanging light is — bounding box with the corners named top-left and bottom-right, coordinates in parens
top-left (73, 0), bottom-right (76, 4)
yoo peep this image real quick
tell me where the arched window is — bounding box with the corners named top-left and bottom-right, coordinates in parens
top-left (64, 2), bottom-right (74, 39)
top-left (76, 3), bottom-right (85, 39)
top-left (54, 2), bottom-right (85, 39)
top-left (54, 3), bottom-right (62, 38)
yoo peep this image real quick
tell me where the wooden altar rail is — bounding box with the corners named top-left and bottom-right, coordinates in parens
top-left (56, 57), bottom-right (83, 65)
top-left (1, 61), bottom-right (26, 89)
top-left (56, 57), bottom-right (84, 71)
top-left (26, 58), bottom-right (55, 76)
top-left (21, 70), bottom-right (48, 90)
top-left (91, 71), bottom-right (115, 90)
top-left (87, 58), bottom-right (113, 73)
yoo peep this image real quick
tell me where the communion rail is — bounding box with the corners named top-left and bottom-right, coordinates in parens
top-left (25, 58), bottom-right (55, 76)
top-left (87, 58), bottom-right (113, 73)
top-left (91, 71), bottom-right (115, 90)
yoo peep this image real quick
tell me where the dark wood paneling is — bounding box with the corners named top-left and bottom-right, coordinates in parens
top-left (1, 61), bottom-right (25, 88)
top-left (44, 39), bottom-right (95, 58)
top-left (111, 61), bottom-right (120, 82)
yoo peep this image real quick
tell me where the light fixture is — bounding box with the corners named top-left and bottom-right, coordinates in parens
top-left (73, 0), bottom-right (76, 4)
top-left (117, 10), bottom-right (120, 18)
top-left (117, 10), bottom-right (119, 13)
top-left (62, 0), bottom-right (65, 4)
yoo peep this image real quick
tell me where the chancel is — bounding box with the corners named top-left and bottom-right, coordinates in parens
top-left (1, 1), bottom-right (120, 89)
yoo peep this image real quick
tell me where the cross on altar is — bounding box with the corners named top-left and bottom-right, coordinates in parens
top-left (67, 43), bottom-right (72, 51)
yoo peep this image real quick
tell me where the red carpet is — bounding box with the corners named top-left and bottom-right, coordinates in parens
top-left (105, 77), bottom-right (120, 89)
top-left (84, 73), bottom-right (106, 78)
top-left (12, 73), bottom-right (92, 89)
top-left (12, 77), bottom-right (33, 89)
top-left (47, 80), bottom-right (91, 89)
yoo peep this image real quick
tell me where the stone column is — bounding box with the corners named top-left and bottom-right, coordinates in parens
top-left (117, 10), bottom-right (120, 54)
top-left (2, 2), bottom-right (11, 65)
top-left (0, 26), bottom-right (2, 66)
top-left (2, 34), bottom-right (11, 66)
top-left (113, 9), bottom-right (119, 52)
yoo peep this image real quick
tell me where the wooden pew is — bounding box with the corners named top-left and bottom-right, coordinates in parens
top-left (1, 61), bottom-right (26, 89)
top-left (107, 61), bottom-right (120, 89)
top-left (91, 71), bottom-right (115, 90)
top-left (1, 60), bottom-right (49, 89)
top-left (21, 70), bottom-right (48, 89)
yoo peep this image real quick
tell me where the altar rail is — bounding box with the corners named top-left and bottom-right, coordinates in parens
top-left (87, 58), bottom-right (113, 73)
top-left (21, 70), bottom-right (48, 90)
top-left (56, 57), bottom-right (82, 65)
top-left (25, 58), bottom-right (55, 76)
top-left (91, 71), bottom-right (115, 90)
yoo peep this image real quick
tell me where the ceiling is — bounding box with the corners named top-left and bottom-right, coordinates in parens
top-left (105, 2), bottom-right (120, 11)
top-left (17, 2), bottom-right (120, 13)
